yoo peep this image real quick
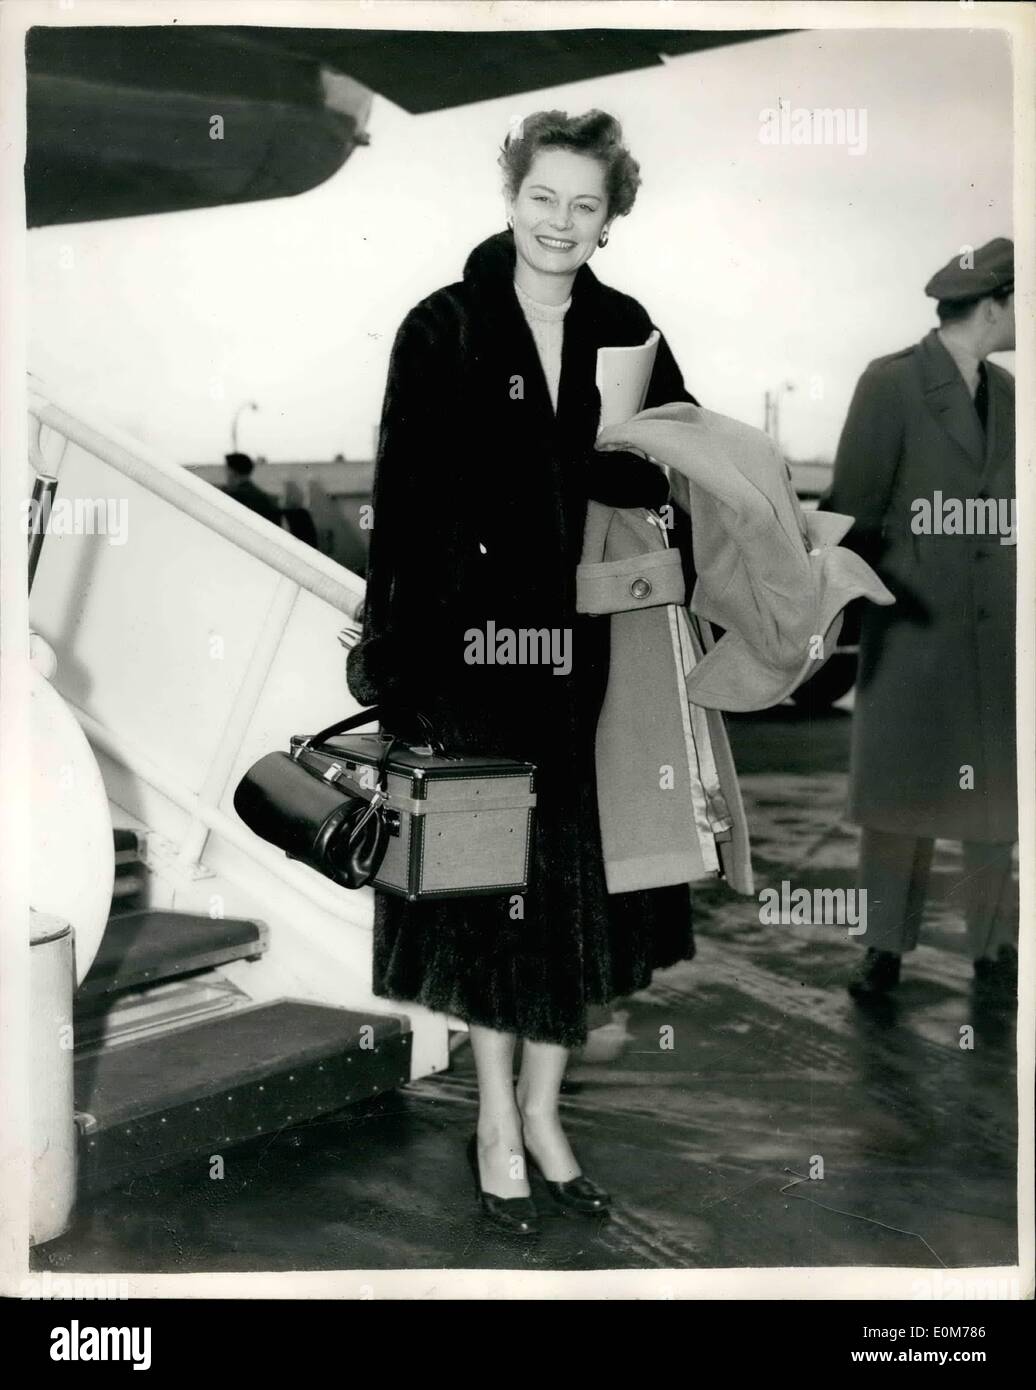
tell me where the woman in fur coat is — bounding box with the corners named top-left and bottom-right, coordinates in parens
top-left (347, 110), bottom-right (698, 1234)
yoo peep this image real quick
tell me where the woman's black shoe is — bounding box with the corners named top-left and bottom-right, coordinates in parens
top-left (466, 1135), bottom-right (539, 1238)
top-left (524, 1149), bottom-right (611, 1217)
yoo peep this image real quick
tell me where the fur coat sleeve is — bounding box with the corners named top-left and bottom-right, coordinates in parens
top-left (345, 305), bottom-right (468, 739)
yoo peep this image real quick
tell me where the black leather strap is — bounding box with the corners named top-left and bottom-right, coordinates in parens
top-left (295, 707), bottom-right (447, 776)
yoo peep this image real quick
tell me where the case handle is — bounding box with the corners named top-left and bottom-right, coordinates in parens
top-left (295, 706), bottom-right (448, 762)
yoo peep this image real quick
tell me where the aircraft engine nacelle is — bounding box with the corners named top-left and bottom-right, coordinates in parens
top-left (30, 657), bottom-right (114, 986)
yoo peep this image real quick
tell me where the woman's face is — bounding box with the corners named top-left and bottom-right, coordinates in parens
top-left (508, 147), bottom-right (611, 280)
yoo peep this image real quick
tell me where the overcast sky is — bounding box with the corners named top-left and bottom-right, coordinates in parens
top-left (27, 25), bottom-right (1014, 464)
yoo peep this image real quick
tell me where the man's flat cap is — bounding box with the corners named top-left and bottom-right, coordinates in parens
top-left (925, 237), bottom-right (1014, 303)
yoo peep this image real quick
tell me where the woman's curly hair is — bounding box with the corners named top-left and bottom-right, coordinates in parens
top-left (499, 109), bottom-right (642, 219)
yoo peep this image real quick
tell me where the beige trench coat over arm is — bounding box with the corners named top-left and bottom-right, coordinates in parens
top-left (579, 402), bottom-right (897, 900)
top-left (576, 500), bottom-right (755, 899)
top-left (595, 403), bottom-right (895, 713)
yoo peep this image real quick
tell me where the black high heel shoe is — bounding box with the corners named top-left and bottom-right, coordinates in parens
top-left (523, 1147), bottom-right (611, 1217)
top-left (466, 1135), bottom-right (540, 1238)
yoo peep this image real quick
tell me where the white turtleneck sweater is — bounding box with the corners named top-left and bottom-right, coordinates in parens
top-left (514, 278), bottom-right (572, 413)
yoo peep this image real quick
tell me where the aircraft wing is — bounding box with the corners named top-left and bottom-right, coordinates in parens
top-left (26, 25), bottom-right (791, 227)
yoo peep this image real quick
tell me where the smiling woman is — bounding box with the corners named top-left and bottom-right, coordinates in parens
top-left (502, 110), bottom-right (642, 305)
top-left (346, 106), bottom-right (699, 1236)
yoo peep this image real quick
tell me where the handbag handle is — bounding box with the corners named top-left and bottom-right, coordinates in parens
top-left (294, 705), bottom-right (448, 763)
top-left (293, 707), bottom-right (399, 803)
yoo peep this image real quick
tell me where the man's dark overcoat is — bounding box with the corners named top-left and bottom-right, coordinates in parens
top-left (346, 229), bottom-right (701, 1046)
top-left (823, 328), bottom-right (1016, 844)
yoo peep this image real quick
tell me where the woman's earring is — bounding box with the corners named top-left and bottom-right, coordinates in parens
top-left (598, 228), bottom-right (610, 249)
top-left (507, 216), bottom-right (514, 230)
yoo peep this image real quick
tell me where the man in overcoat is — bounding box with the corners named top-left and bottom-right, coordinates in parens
top-left (219, 452), bottom-right (283, 529)
top-left (822, 238), bottom-right (1017, 1003)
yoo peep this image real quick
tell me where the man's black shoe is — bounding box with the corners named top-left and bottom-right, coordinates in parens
top-left (974, 944), bottom-right (1017, 1008)
top-left (995, 943), bottom-right (1018, 983)
top-left (848, 948), bottom-right (902, 1000)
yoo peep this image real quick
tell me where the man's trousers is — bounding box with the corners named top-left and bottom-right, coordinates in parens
top-left (857, 828), bottom-right (1017, 959)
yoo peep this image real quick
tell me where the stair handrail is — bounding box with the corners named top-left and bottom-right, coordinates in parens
top-left (27, 379), bottom-right (366, 620)
top-left (73, 698), bottom-right (371, 923)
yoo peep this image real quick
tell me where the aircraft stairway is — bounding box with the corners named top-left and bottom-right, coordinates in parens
top-left (26, 383), bottom-right (445, 1218)
top-left (72, 831), bottom-right (412, 1196)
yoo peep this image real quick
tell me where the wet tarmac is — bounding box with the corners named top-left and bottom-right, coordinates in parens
top-left (33, 705), bottom-right (1018, 1275)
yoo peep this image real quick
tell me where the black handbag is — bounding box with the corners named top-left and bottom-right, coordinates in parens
top-left (233, 706), bottom-right (443, 890)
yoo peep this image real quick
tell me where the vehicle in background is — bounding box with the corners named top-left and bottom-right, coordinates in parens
top-left (786, 458), bottom-right (861, 711)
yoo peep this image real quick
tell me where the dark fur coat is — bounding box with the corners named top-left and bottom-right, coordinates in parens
top-left (346, 229), bottom-right (700, 1046)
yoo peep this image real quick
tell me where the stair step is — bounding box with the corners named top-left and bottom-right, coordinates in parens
top-left (74, 976), bottom-right (248, 1054)
top-left (113, 828), bottom-right (143, 856)
top-left (78, 910), bottom-right (268, 999)
top-left (110, 873), bottom-right (146, 900)
top-left (74, 1001), bottom-right (411, 1194)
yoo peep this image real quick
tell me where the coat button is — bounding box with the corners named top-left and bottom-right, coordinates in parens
top-left (629, 577), bottom-right (652, 599)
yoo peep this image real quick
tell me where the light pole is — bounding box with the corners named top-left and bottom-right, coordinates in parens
top-left (765, 382), bottom-right (795, 454)
top-left (231, 401), bottom-right (259, 454)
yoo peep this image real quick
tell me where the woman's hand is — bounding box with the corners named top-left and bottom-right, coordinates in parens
top-left (582, 446), bottom-right (669, 510)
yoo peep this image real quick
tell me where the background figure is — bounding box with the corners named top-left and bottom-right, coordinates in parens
top-left (218, 451), bottom-right (283, 528)
top-left (822, 238), bottom-right (1017, 1006)
top-left (280, 478), bottom-right (321, 550)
